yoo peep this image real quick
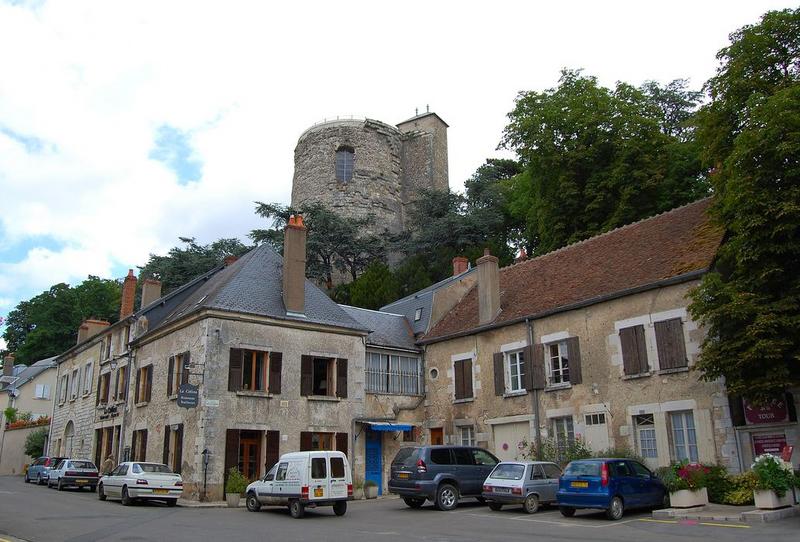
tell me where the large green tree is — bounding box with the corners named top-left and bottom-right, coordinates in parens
top-left (689, 8), bottom-right (800, 403)
top-left (501, 70), bottom-right (708, 254)
top-left (2, 276), bottom-right (122, 364)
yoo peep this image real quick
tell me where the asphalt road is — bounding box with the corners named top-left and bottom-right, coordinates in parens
top-left (1, 476), bottom-right (799, 542)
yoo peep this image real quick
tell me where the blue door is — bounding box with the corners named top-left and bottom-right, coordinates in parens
top-left (365, 429), bottom-right (383, 495)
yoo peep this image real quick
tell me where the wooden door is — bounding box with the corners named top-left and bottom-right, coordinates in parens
top-left (239, 432), bottom-right (261, 481)
top-left (430, 427), bottom-right (444, 445)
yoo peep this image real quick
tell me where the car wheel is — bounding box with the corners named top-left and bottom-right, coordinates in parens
top-left (559, 506), bottom-right (576, 517)
top-left (435, 484), bottom-right (459, 511)
top-left (523, 494), bottom-right (540, 514)
top-left (661, 492), bottom-right (670, 509)
top-left (246, 493), bottom-right (261, 512)
top-left (24, 472), bottom-right (29, 483)
top-left (37, 474), bottom-right (44, 486)
top-left (57, 478), bottom-right (64, 491)
top-left (606, 496), bottom-right (624, 520)
top-left (333, 501), bottom-right (347, 516)
top-left (403, 497), bottom-right (425, 509)
top-left (121, 486), bottom-right (132, 506)
top-left (98, 484), bottom-right (107, 501)
top-left (488, 502), bottom-right (503, 511)
top-left (289, 499), bottom-right (305, 519)
top-left (166, 499), bottom-right (177, 507)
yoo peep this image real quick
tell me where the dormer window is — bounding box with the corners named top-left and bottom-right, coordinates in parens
top-left (414, 308), bottom-right (422, 322)
top-left (335, 146), bottom-right (354, 182)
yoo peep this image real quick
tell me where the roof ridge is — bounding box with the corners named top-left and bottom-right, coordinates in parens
top-left (382, 267), bottom-right (476, 308)
top-left (340, 305), bottom-right (406, 318)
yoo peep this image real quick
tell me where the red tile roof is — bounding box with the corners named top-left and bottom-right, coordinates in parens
top-left (422, 198), bottom-right (721, 343)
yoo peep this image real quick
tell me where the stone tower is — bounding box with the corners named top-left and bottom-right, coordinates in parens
top-left (291, 112), bottom-right (449, 237)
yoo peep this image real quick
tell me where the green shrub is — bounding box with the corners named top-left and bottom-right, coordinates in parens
top-left (18, 411), bottom-right (33, 422)
top-left (659, 461), bottom-right (712, 492)
top-left (225, 468), bottom-right (248, 495)
top-left (364, 480), bottom-right (378, 488)
top-left (721, 472), bottom-right (756, 505)
top-left (705, 465), bottom-right (731, 503)
top-left (593, 445), bottom-right (646, 465)
top-left (3, 407), bottom-right (18, 424)
top-left (24, 427), bottom-right (48, 459)
top-left (751, 454), bottom-right (797, 497)
top-left (518, 436), bottom-right (592, 467)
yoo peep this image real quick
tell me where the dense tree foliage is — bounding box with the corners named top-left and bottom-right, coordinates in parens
top-left (689, 8), bottom-right (800, 403)
top-left (501, 70), bottom-right (708, 254)
top-left (2, 276), bottom-right (121, 364)
top-left (24, 427), bottom-right (48, 459)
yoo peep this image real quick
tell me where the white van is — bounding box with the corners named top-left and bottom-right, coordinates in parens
top-left (245, 450), bottom-right (352, 518)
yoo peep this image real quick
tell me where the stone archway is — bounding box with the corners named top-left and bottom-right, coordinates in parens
top-left (63, 421), bottom-right (75, 457)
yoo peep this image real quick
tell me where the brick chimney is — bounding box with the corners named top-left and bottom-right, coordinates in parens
top-left (477, 248), bottom-right (500, 325)
top-left (2, 353), bottom-right (14, 377)
top-left (77, 319), bottom-right (111, 344)
top-left (120, 269), bottom-right (137, 319)
top-left (282, 214), bottom-right (307, 315)
top-left (140, 278), bottom-right (162, 310)
top-left (452, 256), bottom-right (469, 276)
top-left (224, 255), bottom-right (239, 266)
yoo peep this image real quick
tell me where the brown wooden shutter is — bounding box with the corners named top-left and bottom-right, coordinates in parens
top-left (174, 424), bottom-right (183, 474)
top-left (463, 359), bottom-right (473, 399)
top-left (336, 358), bottom-right (348, 399)
top-left (96, 374), bottom-right (102, 405)
top-left (336, 432), bottom-right (348, 457)
top-left (265, 430), bottom-right (280, 471)
top-left (114, 369), bottom-right (121, 400)
top-left (269, 352), bottom-right (282, 394)
top-left (134, 366), bottom-right (141, 403)
top-left (167, 356), bottom-right (175, 396)
top-left (454, 360), bottom-right (464, 400)
top-left (224, 429), bottom-right (239, 488)
top-left (228, 348), bottom-right (242, 392)
top-left (655, 318), bottom-right (687, 369)
top-left (493, 352), bottom-right (505, 396)
top-left (566, 337), bottom-right (582, 384)
top-left (162, 425), bottom-right (171, 465)
top-left (531, 344), bottom-right (546, 390)
top-left (300, 356), bottom-right (313, 396)
top-left (181, 351), bottom-right (191, 384)
top-left (620, 327), bottom-right (644, 375)
top-left (131, 431), bottom-right (138, 462)
top-left (102, 374), bottom-right (110, 403)
top-left (145, 366), bottom-right (153, 402)
top-left (300, 431), bottom-right (312, 451)
top-left (521, 345), bottom-right (533, 390)
top-left (141, 430), bottom-right (148, 462)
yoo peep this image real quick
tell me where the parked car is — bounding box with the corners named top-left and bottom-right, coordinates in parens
top-left (25, 456), bottom-right (66, 485)
top-left (46, 459), bottom-right (99, 491)
top-left (98, 462), bottom-right (182, 506)
top-left (482, 461), bottom-right (562, 513)
top-left (245, 451), bottom-right (352, 518)
top-left (556, 458), bottom-right (667, 520)
top-left (388, 445), bottom-right (499, 511)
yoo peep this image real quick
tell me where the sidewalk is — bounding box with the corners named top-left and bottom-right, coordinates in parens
top-left (653, 503), bottom-right (800, 523)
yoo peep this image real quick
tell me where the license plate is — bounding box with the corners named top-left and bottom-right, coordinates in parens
top-left (570, 481), bottom-right (589, 488)
top-left (494, 487), bottom-right (511, 493)
top-left (397, 473), bottom-right (409, 479)
top-left (314, 487), bottom-right (324, 498)
top-left (76, 479), bottom-right (88, 484)
top-left (153, 489), bottom-right (169, 495)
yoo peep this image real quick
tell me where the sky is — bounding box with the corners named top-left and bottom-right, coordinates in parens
top-left (0, 0), bottom-right (793, 350)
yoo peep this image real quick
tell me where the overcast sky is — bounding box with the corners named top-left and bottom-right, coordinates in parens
top-left (0, 0), bottom-right (792, 350)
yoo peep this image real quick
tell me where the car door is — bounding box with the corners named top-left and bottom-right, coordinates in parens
top-left (272, 461), bottom-right (290, 503)
top-left (609, 461), bottom-right (639, 507)
top-left (540, 463), bottom-right (562, 503)
top-left (452, 448), bottom-right (476, 495)
top-left (471, 449), bottom-right (499, 495)
top-left (309, 455), bottom-right (329, 502)
top-left (629, 460), bottom-right (662, 506)
top-left (106, 464), bottom-right (126, 497)
top-left (258, 465), bottom-right (278, 504)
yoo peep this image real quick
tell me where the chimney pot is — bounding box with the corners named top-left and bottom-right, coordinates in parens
top-left (140, 278), bottom-right (163, 310)
top-left (283, 214), bottom-right (307, 314)
top-left (119, 269), bottom-right (137, 319)
top-left (452, 256), bottom-right (469, 276)
top-left (476, 249), bottom-right (500, 325)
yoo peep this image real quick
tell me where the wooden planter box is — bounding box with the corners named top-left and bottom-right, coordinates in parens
top-left (364, 485), bottom-right (378, 499)
top-left (669, 487), bottom-right (708, 508)
top-left (753, 489), bottom-right (793, 510)
top-left (226, 493), bottom-right (240, 508)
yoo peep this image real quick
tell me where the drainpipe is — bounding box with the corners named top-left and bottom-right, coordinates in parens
top-left (118, 327), bottom-right (135, 464)
top-left (526, 318), bottom-right (542, 460)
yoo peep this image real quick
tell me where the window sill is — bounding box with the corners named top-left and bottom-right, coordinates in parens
top-left (306, 395), bottom-right (340, 402)
top-left (168, 394), bottom-right (177, 401)
top-left (236, 391), bottom-right (274, 398)
top-left (453, 398), bottom-right (474, 404)
top-left (657, 367), bottom-right (689, 375)
top-left (545, 383), bottom-right (572, 392)
top-left (366, 391), bottom-right (424, 397)
top-left (622, 372), bottom-right (652, 380)
top-left (135, 401), bottom-right (149, 408)
top-left (503, 391), bottom-right (528, 398)
top-left (82, 392), bottom-right (91, 399)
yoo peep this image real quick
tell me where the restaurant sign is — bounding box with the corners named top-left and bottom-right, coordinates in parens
top-left (752, 433), bottom-right (787, 456)
top-left (743, 397), bottom-right (789, 425)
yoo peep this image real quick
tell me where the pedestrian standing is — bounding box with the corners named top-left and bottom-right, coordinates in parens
top-left (101, 454), bottom-right (115, 475)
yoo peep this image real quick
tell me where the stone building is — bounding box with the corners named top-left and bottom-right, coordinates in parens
top-left (291, 111), bottom-right (449, 238)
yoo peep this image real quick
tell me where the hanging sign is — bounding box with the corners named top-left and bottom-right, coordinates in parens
top-left (743, 398), bottom-right (789, 425)
top-left (177, 383), bottom-right (199, 408)
top-left (752, 433), bottom-right (787, 456)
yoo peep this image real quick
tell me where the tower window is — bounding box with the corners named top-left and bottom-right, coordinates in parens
top-left (335, 146), bottom-right (354, 182)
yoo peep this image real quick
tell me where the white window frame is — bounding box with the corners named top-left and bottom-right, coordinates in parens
top-left (546, 341), bottom-right (570, 385)
top-left (34, 384), bottom-right (50, 400)
top-left (70, 369), bottom-right (80, 400)
top-left (59, 375), bottom-right (68, 404)
top-left (460, 425), bottom-right (475, 446)
top-left (634, 414), bottom-right (658, 459)
top-left (551, 416), bottom-right (575, 460)
top-left (670, 410), bottom-right (698, 463)
top-left (83, 363), bottom-right (93, 396)
top-left (505, 350), bottom-right (525, 393)
top-left (365, 352), bottom-right (423, 395)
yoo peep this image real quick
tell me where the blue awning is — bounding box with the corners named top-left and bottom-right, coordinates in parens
top-left (365, 422), bottom-right (414, 432)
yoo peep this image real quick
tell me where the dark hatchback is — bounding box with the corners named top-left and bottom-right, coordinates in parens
top-left (388, 445), bottom-right (499, 511)
top-left (556, 458), bottom-right (667, 520)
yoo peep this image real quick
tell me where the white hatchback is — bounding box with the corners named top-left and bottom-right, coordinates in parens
top-left (98, 462), bottom-right (183, 506)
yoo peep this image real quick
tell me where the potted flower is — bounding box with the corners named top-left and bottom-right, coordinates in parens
top-left (353, 477), bottom-right (365, 500)
top-left (751, 454), bottom-right (798, 509)
top-left (225, 467), bottom-right (247, 508)
top-left (364, 479), bottom-right (379, 499)
top-left (661, 461), bottom-right (710, 508)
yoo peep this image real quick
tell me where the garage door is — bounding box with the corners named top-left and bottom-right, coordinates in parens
top-left (492, 422), bottom-right (530, 461)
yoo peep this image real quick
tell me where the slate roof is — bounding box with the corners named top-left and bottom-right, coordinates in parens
top-left (381, 268), bottom-right (477, 336)
top-left (340, 306), bottom-right (420, 352)
top-left (145, 244), bottom-right (368, 336)
top-left (2, 356), bottom-right (57, 394)
top-left (423, 198), bottom-right (722, 343)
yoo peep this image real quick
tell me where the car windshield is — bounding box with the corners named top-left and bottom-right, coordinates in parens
top-left (70, 461), bottom-right (96, 469)
top-left (136, 463), bottom-right (173, 474)
top-left (392, 447), bottom-right (420, 467)
top-left (564, 462), bottom-right (601, 476)
top-left (490, 464), bottom-right (525, 480)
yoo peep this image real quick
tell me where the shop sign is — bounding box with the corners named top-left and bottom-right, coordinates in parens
top-left (743, 397), bottom-right (789, 424)
top-left (177, 383), bottom-right (199, 408)
top-left (752, 433), bottom-right (787, 456)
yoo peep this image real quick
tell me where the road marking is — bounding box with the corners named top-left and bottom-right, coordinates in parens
top-left (462, 512), bottom-right (639, 529)
top-left (698, 522), bottom-right (750, 529)
top-left (638, 519), bottom-right (678, 524)
top-left (638, 518), bottom-right (751, 529)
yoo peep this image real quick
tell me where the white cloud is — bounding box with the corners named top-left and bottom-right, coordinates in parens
top-left (0, 0), bottom-right (792, 322)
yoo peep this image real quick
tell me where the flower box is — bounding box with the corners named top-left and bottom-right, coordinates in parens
top-left (669, 487), bottom-right (708, 508)
top-left (753, 489), bottom-right (793, 510)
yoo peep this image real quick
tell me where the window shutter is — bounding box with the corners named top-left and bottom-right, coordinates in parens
top-left (141, 430), bottom-right (148, 462)
top-left (566, 337), bottom-right (582, 384)
top-left (162, 425), bottom-right (171, 465)
top-left (167, 356), bottom-right (175, 396)
top-left (336, 432), bottom-right (348, 457)
top-left (224, 429), bottom-right (239, 488)
top-left (655, 318), bottom-right (687, 369)
top-left (620, 327), bottom-right (644, 375)
top-left (131, 431), bottom-right (138, 462)
top-left (530, 344), bottom-right (546, 390)
top-left (134, 367), bottom-right (141, 403)
top-left (122, 366), bottom-right (128, 400)
top-left (336, 358), bottom-right (348, 399)
top-left (463, 359), bottom-right (473, 399)
top-left (181, 351), bottom-right (191, 385)
top-left (102, 374), bottom-right (110, 403)
top-left (300, 356), bottom-right (313, 396)
top-left (146, 366), bottom-right (153, 402)
top-left (265, 430), bottom-right (280, 471)
top-left (228, 348), bottom-right (242, 392)
top-left (174, 424), bottom-right (183, 474)
top-left (268, 352), bottom-right (282, 394)
top-left (96, 375), bottom-right (102, 405)
top-left (454, 360), bottom-right (465, 400)
top-left (114, 370), bottom-right (120, 400)
top-left (493, 352), bottom-right (505, 396)
top-left (300, 431), bottom-right (312, 451)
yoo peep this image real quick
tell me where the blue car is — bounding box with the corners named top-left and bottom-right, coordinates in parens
top-left (556, 458), bottom-right (666, 520)
top-left (25, 456), bottom-right (66, 486)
